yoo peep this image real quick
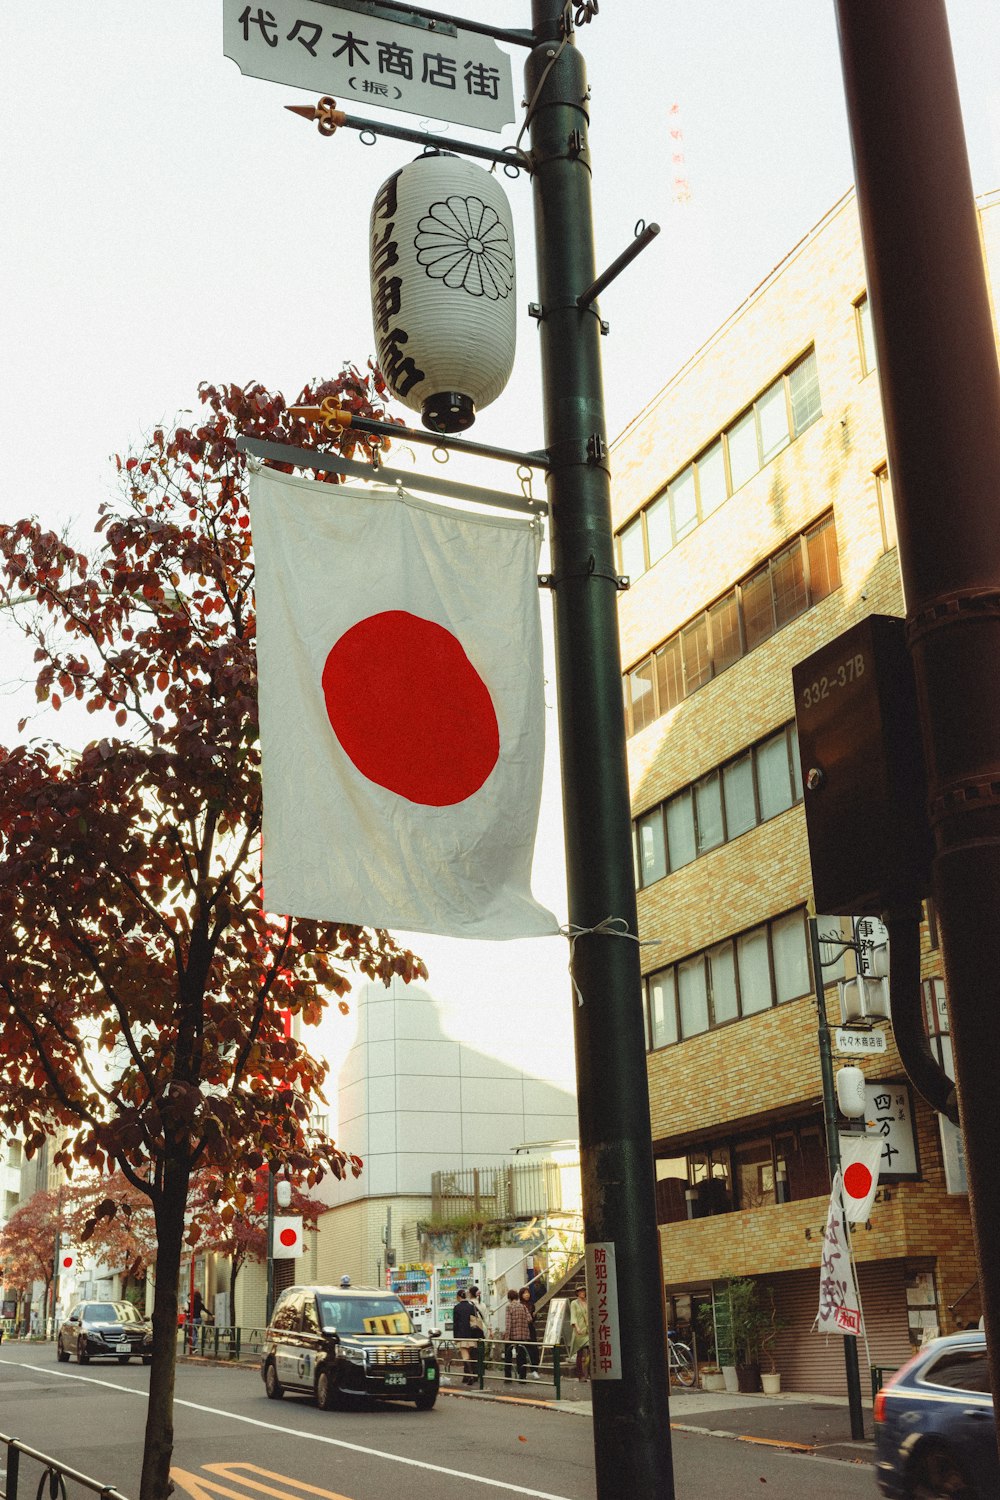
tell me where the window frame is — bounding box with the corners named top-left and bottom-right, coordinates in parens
top-left (644, 907), bottom-right (813, 1049)
top-left (613, 347), bottom-right (823, 574)
top-left (633, 722), bottom-right (802, 889)
top-left (624, 512), bottom-right (840, 737)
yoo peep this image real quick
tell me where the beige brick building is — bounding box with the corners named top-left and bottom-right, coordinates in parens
top-left (610, 186), bottom-right (1000, 1393)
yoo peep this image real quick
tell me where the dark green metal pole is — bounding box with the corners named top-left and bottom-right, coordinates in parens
top-left (526, 8), bottom-right (674, 1495)
top-left (809, 919), bottom-right (865, 1439)
top-left (265, 1165), bottom-right (275, 1324)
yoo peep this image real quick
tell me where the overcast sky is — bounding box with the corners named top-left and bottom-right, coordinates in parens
top-left (3, 2), bottom-right (1000, 1096)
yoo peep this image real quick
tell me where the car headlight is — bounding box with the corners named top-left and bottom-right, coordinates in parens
top-left (342, 1347), bottom-right (367, 1365)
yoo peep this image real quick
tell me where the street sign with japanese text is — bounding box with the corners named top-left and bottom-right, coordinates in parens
top-left (586, 1241), bottom-right (622, 1381)
top-left (834, 1026), bottom-right (887, 1055)
top-left (224, 0), bottom-right (516, 132)
top-left (865, 1080), bottom-right (917, 1177)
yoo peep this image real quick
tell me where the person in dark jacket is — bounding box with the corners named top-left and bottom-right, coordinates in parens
top-left (451, 1289), bottom-right (480, 1385)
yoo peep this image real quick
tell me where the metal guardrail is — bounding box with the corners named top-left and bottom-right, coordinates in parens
top-left (871, 1364), bottom-right (892, 1401)
top-left (175, 1324), bottom-right (267, 1361)
top-left (439, 1338), bottom-right (564, 1398)
top-left (1, 1432), bottom-right (130, 1500)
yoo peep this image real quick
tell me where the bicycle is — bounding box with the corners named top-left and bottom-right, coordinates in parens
top-left (667, 1335), bottom-right (696, 1386)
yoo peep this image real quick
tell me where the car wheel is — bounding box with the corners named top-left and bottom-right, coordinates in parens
top-left (57, 1338), bottom-right (70, 1363)
top-left (315, 1367), bottom-right (340, 1411)
top-left (77, 1338), bottom-right (90, 1365)
top-left (264, 1360), bottom-right (284, 1400)
top-left (414, 1389), bottom-right (438, 1411)
top-left (911, 1442), bottom-right (974, 1499)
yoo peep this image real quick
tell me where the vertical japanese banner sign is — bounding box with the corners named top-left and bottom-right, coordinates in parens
top-left (586, 1242), bottom-right (622, 1380)
top-left (249, 467), bottom-right (560, 941)
top-left (814, 1171), bottom-right (864, 1337)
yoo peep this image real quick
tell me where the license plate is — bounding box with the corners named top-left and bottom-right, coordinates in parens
top-left (384, 1373), bottom-right (407, 1386)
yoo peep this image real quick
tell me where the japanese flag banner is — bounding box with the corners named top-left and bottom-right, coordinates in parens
top-left (272, 1216), bottom-right (303, 1259)
top-left (814, 1171), bottom-right (864, 1338)
top-left (250, 466), bottom-right (559, 940)
top-left (59, 1251), bottom-right (76, 1273)
top-left (838, 1134), bottom-right (883, 1222)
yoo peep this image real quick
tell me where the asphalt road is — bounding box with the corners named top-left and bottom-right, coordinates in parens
top-left (0, 1349), bottom-right (876, 1500)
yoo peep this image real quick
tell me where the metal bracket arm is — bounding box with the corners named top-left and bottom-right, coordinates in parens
top-left (286, 98), bottom-right (531, 172)
top-left (287, 403), bottom-right (550, 470)
top-left (577, 222), bottom-right (660, 308)
top-left (309, 0), bottom-right (535, 47)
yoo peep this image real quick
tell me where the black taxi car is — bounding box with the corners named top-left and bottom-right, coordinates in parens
top-left (261, 1284), bottom-right (440, 1411)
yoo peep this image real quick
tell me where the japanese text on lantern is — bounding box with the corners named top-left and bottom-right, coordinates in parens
top-left (370, 172), bottom-right (424, 399)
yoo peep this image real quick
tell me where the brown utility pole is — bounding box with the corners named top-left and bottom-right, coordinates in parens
top-left (834, 0), bottom-right (1000, 1434)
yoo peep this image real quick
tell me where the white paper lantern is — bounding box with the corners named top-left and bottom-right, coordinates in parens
top-left (370, 153), bottom-right (516, 432)
top-left (836, 1066), bottom-right (868, 1119)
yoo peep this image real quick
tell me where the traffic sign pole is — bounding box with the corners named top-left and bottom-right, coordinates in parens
top-left (526, 7), bottom-right (674, 1495)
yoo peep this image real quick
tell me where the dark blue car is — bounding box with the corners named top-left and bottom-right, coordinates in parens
top-left (875, 1330), bottom-right (997, 1498)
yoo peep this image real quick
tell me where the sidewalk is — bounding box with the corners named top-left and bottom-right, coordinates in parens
top-left (439, 1375), bottom-right (874, 1466)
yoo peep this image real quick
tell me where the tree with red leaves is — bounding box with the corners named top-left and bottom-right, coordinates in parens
top-left (186, 1165), bottom-right (322, 1319)
top-left (0, 369), bottom-right (425, 1500)
top-left (0, 1189), bottom-right (63, 1326)
top-left (63, 1171), bottom-right (158, 1301)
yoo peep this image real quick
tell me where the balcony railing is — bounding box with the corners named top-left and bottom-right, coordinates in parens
top-left (431, 1161), bottom-right (563, 1221)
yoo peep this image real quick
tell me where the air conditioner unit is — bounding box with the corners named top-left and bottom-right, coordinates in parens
top-left (838, 975), bottom-right (890, 1023)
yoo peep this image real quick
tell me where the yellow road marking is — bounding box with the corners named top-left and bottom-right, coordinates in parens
top-left (171, 1464), bottom-right (352, 1500)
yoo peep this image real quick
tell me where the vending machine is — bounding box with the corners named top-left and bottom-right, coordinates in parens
top-left (433, 1259), bottom-right (485, 1335)
top-left (388, 1264), bottom-right (434, 1335)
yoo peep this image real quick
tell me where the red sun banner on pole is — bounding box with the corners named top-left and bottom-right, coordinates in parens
top-left (272, 1216), bottom-right (303, 1259)
top-left (250, 468), bottom-right (559, 940)
top-left (838, 1134), bottom-right (883, 1222)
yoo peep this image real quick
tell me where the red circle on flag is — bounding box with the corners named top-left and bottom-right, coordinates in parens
top-left (844, 1162), bottom-right (873, 1200)
top-left (322, 611), bottom-right (500, 806)
top-left (278, 1228), bottom-right (298, 1248)
top-left (62, 1255), bottom-right (74, 1269)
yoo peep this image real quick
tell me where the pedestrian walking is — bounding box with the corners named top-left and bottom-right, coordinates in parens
top-left (520, 1286), bottom-right (541, 1379)
top-left (569, 1285), bottom-right (590, 1381)
top-left (503, 1288), bottom-right (531, 1381)
top-left (452, 1289), bottom-right (480, 1385)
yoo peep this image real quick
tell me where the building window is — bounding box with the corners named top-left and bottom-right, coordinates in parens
top-left (615, 349), bottom-right (823, 579)
top-left (856, 292), bottom-right (877, 376)
top-left (644, 907), bottom-right (812, 1048)
top-left (653, 1115), bottom-right (829, 1224)
top-left (875, 463), bottom-right (897, 551)
top-left (633, 723), bottom-right (802, 888)
top-left (624, 512), bottom-right (840, 735)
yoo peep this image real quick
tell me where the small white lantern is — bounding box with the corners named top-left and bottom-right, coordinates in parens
top-left (370, 153), bottom-right (516, 432)
top-left (836, 1066), bottom-right (868, 1119)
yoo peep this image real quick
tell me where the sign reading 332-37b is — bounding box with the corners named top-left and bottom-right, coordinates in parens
top-left (224, 1), bottom-right (515, 132)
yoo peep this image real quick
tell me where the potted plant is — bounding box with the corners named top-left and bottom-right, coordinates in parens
top-left (699, 1362), bottom-right (726, 1392)
top-left (759, 1287), bottom-right (787, 1395)
top-left (706, 1276), bottom-right (771, 1393)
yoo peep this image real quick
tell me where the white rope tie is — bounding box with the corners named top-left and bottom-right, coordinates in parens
top-left (561, 915), bottom-right (656, 1006)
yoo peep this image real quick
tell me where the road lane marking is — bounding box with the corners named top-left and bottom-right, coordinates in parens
top-left (0, 1360), bottom-right (575, 1500)
top-left (171, 1465), bottom-right (351, 1500)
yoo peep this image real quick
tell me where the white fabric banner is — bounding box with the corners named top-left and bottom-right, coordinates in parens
top-left (838, 1134), bottom-right (883, 1222)
top-left (250, 466), bottom-right (559, 940)
top-left (814, 1171), bottom-right (864, 1337)
top-left (272, 1215), bottom-right (303, 1259)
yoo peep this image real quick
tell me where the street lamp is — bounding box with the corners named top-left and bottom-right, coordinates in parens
top-left (265, 1169), bottom-right (292, 1325)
